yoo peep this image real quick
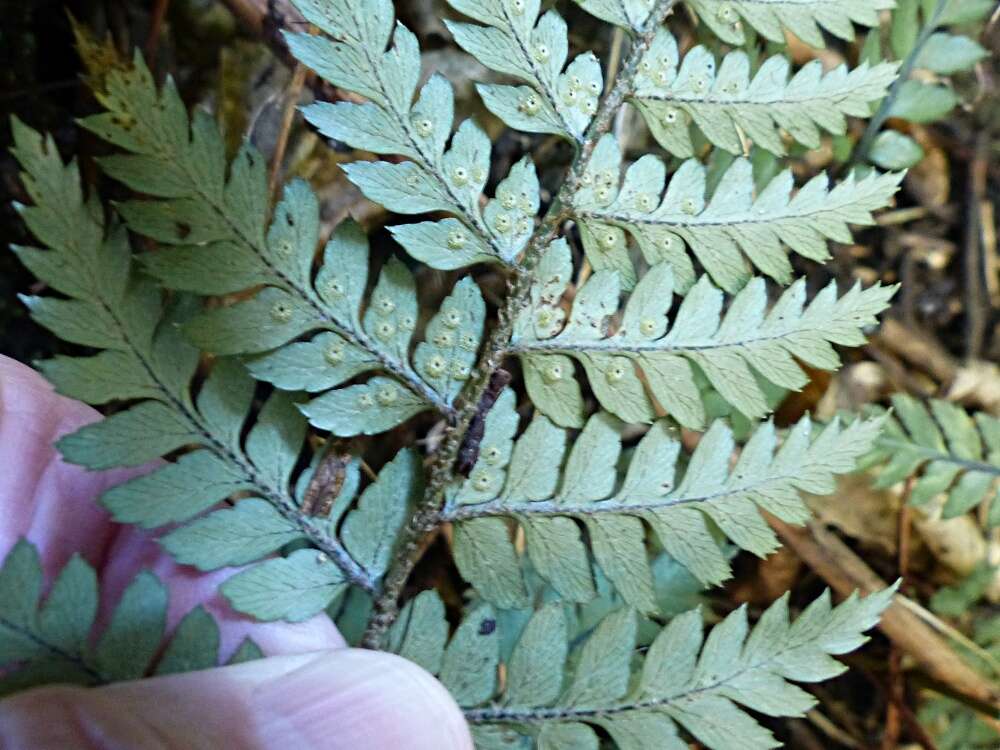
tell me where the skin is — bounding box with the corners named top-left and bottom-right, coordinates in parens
top-left (0, 355), bottom-right (474, 749)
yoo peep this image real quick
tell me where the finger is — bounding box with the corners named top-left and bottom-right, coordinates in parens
top-left (0, 356), bottom-right (122, 574)
top-left (0, 649), bottom-right (474, 750)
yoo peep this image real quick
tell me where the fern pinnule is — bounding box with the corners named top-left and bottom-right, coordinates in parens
top-left (510, 238), bottom-right (896, 428)
top-left (633, 28), bottom-right (899, 157)
top-left (573, 137), bottom-right (903, 293)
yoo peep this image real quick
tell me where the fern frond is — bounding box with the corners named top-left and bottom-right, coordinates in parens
top-left (573, 136), bottom-right (902, 292)
top-left (0, 540), bottom-right (257, 694)
top-left (9, 119), bottom-right (438, 619)
top-left (387, 587), bottom-right (895, 750)
top-left (861, 395), bottom-right (1000, 524)
top-left (284, 0), bottom-right (538, 267)
top-left (632, 29), bottom-right (898, 157)
top-left (441, 387), bottom-right (884, 606)
top-left (688, 0), bottom-right (895, 48)
top-left (78, 58), bottom-right (491, 434)
top-left (508, 239), bottom-right (895, 428)
top-left (444, 0), bottom-right (604, 142)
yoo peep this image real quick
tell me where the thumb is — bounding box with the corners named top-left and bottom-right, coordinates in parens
top-left (0, 649), bottom-right (474, 750)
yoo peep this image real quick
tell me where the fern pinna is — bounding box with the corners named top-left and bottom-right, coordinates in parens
top-left (6, 0), bottom-right (907, 746)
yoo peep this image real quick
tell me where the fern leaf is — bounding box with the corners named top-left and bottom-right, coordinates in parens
top-left (78, 59), bottom-right (489, 434)
top-left (445, 0), bottom-right (603, 142)
top-left (388, 586), bottom-right (894, 750)
top-left (443, 387), bottom-right (884, 605)
top-left (633, 29), bottom-right (898, 157)
top-left (286, 0), bottom-right (537, 267)
top-left (0, 540), bottom-right (239, 693)
top-left (510, 239), bottom-right (895, 428)
top-left (687, 0), bottom-right (895, 48)
top-left (862, 396), bottom-right (1000, 524)
top-left (573, 136), bottom-right (902, 292)
top-left (9, 119), bottom-right (405, 617)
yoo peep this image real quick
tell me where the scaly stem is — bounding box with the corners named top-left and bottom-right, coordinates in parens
top-left (360, 0), bottom-right (680, 649)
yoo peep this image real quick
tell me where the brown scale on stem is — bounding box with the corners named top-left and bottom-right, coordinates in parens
top-left (456, 368), bottom-right (512, 476)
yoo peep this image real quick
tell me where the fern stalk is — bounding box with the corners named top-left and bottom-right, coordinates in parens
top-left (360, 0), bottom-right (682, 647)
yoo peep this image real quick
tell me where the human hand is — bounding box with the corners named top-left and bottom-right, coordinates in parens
top-left (0, 356), bottom-right (473, 749)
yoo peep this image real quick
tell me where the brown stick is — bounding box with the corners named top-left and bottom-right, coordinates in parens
top-left (145, 0), bottom-right (170, 64)
top-left (875, 318), bottom-right (957, 389)
top-left (767, 515), bottom-right (1000, 716)
top-left (881, 488), bottom-right (914, 750)
top-left (268, 61), bottom-right (308, 198)
top-left (964, 131), bottom-right (990, 360)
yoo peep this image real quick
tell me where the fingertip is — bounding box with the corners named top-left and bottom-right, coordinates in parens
top-left (0, 651), bottom-right (473, 750)
top-left (252, 649), bottom-right (474, 750)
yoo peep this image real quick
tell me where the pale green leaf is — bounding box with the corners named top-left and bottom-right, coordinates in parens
top-left (95, 571), bottom-right (168, 682)
top-left (301, 376), bottom-right (431, 436)
top-left (57, 401), bottom-right (201, 470)
top-left (634, 30), bottom-right (898, 157)
top-left (342, 450), bottom-right (421, 579)
top-left (155, 606), bottom-right (220, 676)
top-left (221, 549), bottom-right (348, 622)
top-left (505, 604), bottom-right (568, 707)
top-left (440, 604), bottom-right (500, 706)
top-left (915, 33), bottom-right (988, 73)
top-left (160, 499), bottom-right (303, 571)
top-left (413, 278), bottom-right (485, 403)
top-left (869, 131), bottom-right (925, 170)
top-left (453, 518), bottom-right (529, 609)
top-left (386, 590), bottom-right (449, 674)
top-left (888, 80), bottom-right (959, 123)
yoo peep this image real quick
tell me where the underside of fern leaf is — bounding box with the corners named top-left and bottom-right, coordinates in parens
top-left (77, 57), bottom-right (492, 437)
top-left (687, 0), bottom-right (895, 48)
top-left (444, 387), bottom-right (885, 608)
top-left (633, 29), bottom-right (899, 157)
top-left (388, 585), bottom-right (896, 750)
top-left (512, 239), bottom-right (896, 428)
top-left (573, 137), bottom-right (902, 293)
top-left (286, 0), bottom-right (541, 266)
